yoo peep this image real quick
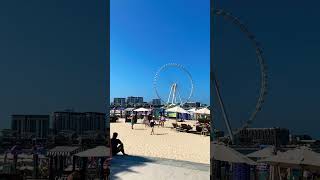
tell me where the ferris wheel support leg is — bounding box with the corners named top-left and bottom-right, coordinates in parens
top-left (172, 83), bottom-right (177, 104)
top-left (167, 86), bottom-right (173, 104)
top-left (213, 74), bottom-right (234, 144)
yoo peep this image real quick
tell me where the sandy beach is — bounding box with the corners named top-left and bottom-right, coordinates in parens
top-left (110, 118), bottom-right (210, 164)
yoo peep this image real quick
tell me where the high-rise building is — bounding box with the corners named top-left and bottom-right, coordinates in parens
top-left (126, 96), bottom-right (144, 106)
top-left (53, 111), bottom-right (105, 135)
top-left (237, 128), bottom-right (290, 146)
top-left (113, 98), bottom-right (126, 107)
top-left (152, 99), bottom-right (161, 106)
top-left (11, 115), bottom-right (50, 138)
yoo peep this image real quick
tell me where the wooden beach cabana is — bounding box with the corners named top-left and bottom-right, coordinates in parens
top-left (47, 146), bottom-right (83, 179)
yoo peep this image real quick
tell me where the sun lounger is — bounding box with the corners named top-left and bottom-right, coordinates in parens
top-left (180, 124), bottom-right (193, 132)
top-left (172, 123), bottom-right (184, 132)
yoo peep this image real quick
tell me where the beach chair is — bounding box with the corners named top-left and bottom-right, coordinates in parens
top-left (172, 123), bottom-right (183, 132)
top-left (180, 124), bottom-right (192, 132)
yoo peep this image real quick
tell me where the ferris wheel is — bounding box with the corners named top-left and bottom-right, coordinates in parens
top-left (153, 63), bottom-right (194, 106)
top-left (213, 9), bottom-right (268, 143)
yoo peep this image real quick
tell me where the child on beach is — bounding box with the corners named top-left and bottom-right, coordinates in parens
top-left (150, 119), bottom-right (155, 135)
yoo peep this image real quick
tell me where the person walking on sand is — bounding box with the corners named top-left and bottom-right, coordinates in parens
top-left (150, 119), bottom-right (155, 135)
top-left (130, 114), bottom-right (135, 129)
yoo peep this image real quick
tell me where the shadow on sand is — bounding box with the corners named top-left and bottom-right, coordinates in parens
top-left (132, 128), bottom-right (147, 130)
top-left (110, 155), bottom-right (154, 180)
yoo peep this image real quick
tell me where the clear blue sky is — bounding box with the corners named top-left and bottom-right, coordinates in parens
top-left (214, 0), bottom-right (320, 138)
top-left (110, 0), bottom-right (210, 104)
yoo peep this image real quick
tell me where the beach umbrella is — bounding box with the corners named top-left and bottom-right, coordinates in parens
top-left (247, 146), bottom-right (277, 159)
top-left (133, 108), bottom-right (151, 112)
top-left (134, 107), bottom-right (151, 116)
top-left (211, 142), bottom-right (256, 165)
top-left (259, 146), bottom-right (320, 169)
top-left (75, 146), bottom-right (111, 179)
top-left (166, 106), bottom-right (189, 114)
top-left (194, 107), bottom-right (210, 115)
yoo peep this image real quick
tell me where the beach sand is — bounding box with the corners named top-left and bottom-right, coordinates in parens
top-left (110, 118), bottom-right (210, 164)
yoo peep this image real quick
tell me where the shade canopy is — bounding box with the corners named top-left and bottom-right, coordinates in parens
top-left (211, 142), bottom-right (256, 165)
top-left (75, 146), bottom-right (110, 158)
top-left (194, 108), bottom-right (210, 115)
top-left (259, 146), bottom-right (320, 168)
top-left (133, 108), bottom-right (151, 112)
top-left (166, 106), bottom-right (189, 114)
top-left (247, 146), bottom-right (276, 159)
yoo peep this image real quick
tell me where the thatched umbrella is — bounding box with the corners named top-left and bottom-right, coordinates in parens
top-left (74, 146), bottom-right (111, 180)
top-left (247, 146), bottom-right (277, 159)
top-left (259, 146), bottom-right (320, 169)
top-left (211, 142), bottom-right (256, 165)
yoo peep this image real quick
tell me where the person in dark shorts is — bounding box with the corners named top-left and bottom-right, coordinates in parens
top-left (111, 132), bottom-right (127, 156)
top-left (150, 119), bottom-right (155, 135)
top-left (130, 114), bottom-right (135, 129)
top-left (134, 112), bottom-right (138, 123)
